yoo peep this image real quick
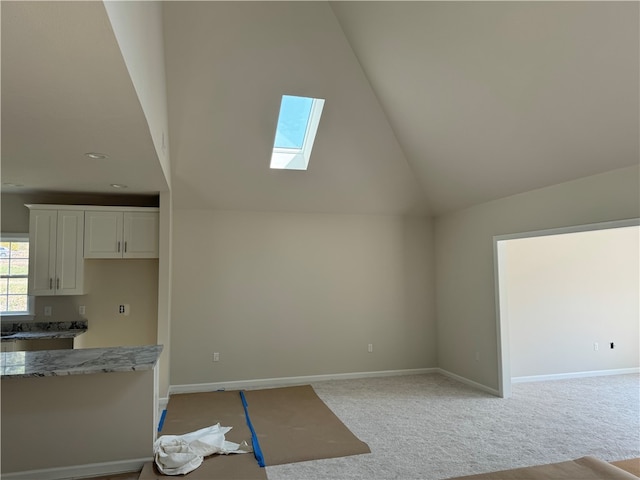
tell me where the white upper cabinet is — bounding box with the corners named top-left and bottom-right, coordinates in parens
top-left (84, 210), bottom-right (159, 259)
top-left (28, 209), bottom-right (85, 296)
top-left (122, 211), bottom-right (159, 258)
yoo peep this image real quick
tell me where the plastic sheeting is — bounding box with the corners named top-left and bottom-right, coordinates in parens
top-left (154, 423), bottom-right (252, 475)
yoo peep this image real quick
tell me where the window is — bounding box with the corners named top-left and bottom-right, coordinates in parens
top-left (0, 237), bottom-right (30, 314)
top-left (270, 95), bottom-right (325, 171)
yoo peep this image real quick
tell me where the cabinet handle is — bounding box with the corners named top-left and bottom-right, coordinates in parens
top-left (56, 278), bottom-right (60, 290)
top-left (124, 241), bottom-right (127, 253)
top-left (49, 278), bottom-right (53, 289)
top-left (117, 241), bottom-right (121, 253)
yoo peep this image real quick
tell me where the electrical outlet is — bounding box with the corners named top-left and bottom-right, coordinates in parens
top-left (79, 305), bottom-right (86, 315)
top-left (44, 306), bottom-right (52, 317)
top-left (118, 304), bottom-right (130, 316)
top-left (368, 344), bottom-right (373, 353)
top-left (213, 352), bottom-right (220, 362)
top-left (594, 342), bottom-right (599, 351)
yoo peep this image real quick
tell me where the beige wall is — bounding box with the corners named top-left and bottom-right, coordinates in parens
top-left (434, 165), bottom-right (640, 390)
top-left (170, 209), bottom-right (436, 386)
top-left (156, 191), bottom-right (173, 397)
top-left (1, 369), bottom-right (155, 474)
top-left (73, 259), bottom-right (158, 348)
top-left (503, 226), bottom-right (639, 377)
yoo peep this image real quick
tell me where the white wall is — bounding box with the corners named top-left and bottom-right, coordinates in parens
top-left (503, 226), bottom-right (639, 377)
top-left (170, 209), bottom-right (436, 386)
top-left (434, 165), bottom-right (640, 391)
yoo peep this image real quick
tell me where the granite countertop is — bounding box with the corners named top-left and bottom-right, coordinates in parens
top-left (1, 344), bottom-right (163, 378)
top-left (1, 320), bottom-right (87, 342)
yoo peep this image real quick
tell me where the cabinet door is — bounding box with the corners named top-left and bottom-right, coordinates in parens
top-left (123, 212), bottom-right (159, 258)
top-left (28, 210), bottom-right (57, 295)
top-left (55, 210), bottom-right (84, 295)
top-left (84, 211), bottom-right (123, 258)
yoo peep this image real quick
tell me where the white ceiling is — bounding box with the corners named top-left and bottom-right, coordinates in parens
top-left (331, 1), bottom-right (640, 213)
top-left (1, 2), bottom-right (167, 197)
top-left (2, 1), bottom-right (638, 215)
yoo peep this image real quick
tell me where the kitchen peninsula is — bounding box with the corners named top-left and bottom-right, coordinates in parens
top-left (1, 344), bottom-right (163, 479)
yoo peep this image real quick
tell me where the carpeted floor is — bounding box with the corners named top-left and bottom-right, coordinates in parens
top-left (84, 373), bottom-right (639, 480)
top-left (266, 373), bottom-right (640, 480)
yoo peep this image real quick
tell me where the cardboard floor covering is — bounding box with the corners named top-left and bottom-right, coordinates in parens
top-left (243, 384), bottom-right (371, 466)
top-left (611, 458), bottom-right (640, 478)
top-left (139, 384), bottom-right (370, 480)
top-left (445, 456), bottom-right (640, 480)
top-left (139, 390), bottom-right (266, 480)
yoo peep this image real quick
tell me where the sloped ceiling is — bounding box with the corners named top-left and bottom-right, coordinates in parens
top-left (330, 1), bottom-right (639, 213)
top-left (2, 1), bottom-right (638, 215)
top-left (163, 1), bottom-right (427, 214)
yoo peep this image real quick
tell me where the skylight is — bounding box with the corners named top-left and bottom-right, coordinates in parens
top-left (270, 95), bottom-right (325, 171)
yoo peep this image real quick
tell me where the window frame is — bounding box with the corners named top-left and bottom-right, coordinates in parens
top-left (270, 96), bottom-right (325, 171)
top-left (0, 233), bottom-right (34, 321)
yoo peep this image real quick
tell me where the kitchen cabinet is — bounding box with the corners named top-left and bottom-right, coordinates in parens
top-left (84, 209), bottom-right (159, 259)
top-left (28, 208), bottom-right (85, 296)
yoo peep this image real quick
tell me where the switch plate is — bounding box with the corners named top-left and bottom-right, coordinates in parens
top-left (368, 344), bottom-right (373, 353)
top-left (44, 306), bottom-right (52, 317)
top-left (594, 342), bottom-right (599, 351)
top-left (79, 305), bottom-right (86, 315)
top-left (213, 352), bottom-right (220, 362)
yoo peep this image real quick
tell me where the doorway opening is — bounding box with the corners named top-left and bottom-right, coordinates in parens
top-left (494, 219), bottom-right (639, 398)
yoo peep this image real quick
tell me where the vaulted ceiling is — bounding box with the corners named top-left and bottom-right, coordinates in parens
top-left (2, 1), bottom-right (638, 215)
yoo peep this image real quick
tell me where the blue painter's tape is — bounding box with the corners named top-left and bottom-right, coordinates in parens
top-left (157, 409), bottom-right (167, 432)
top-left (240, 391), bottom-right (265, 467)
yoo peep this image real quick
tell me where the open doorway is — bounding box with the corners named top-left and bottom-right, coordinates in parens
top-left (494, 219), bottom-right (639, 398)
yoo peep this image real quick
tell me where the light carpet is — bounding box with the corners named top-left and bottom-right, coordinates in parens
top-left (265, 373), bottom-right (639, 480)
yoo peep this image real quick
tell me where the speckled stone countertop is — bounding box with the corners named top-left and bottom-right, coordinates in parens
top-left (1, 320), bottom-right (87, 342)
top-left (1, 344), bottom-right (163, 378)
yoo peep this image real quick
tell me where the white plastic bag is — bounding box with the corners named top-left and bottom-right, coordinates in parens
top-left (154, 423), bottom-right (251, 475)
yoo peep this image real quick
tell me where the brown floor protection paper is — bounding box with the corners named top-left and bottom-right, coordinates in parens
top-left (138, 390), bottom-right (267, 480)
top-left (446, 456), bottom-right (640, 480)
top-left (611, 458), bottom-right (640, 478)
top-left (139, 385), bottom-right (370, 479)
top-left (242, 384), bottom-right (371, 466)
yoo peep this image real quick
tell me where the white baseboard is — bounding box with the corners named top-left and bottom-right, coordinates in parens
top-left (512, 367), bottom-right (640, 383)
top-left (436, 368), bottom-right (501, 397)
top-left (1, 458), bottom-right (151, 480)
top-left (169, 367), bottom-right (438, 395)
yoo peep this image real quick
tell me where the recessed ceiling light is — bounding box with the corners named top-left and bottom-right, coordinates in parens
top-left (85, 152), bottom-right (109, 160)
top-left (110, 183), bottom-right (128, 189)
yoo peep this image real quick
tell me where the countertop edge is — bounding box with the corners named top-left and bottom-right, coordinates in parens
top-left (1, 344), bottom-right (163, 379)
